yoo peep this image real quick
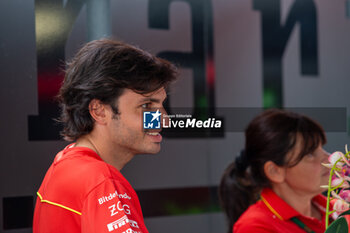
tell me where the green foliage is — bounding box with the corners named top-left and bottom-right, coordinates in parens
top-left (340, 210), bottom-right (350, 218)
top-left (325, 217), bottom-right (348, 233)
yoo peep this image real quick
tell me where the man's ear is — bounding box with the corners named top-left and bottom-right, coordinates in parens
top-left (263, 161), bottom-right (286, 184)
top-left (89, 99), bottom-right (107, 125)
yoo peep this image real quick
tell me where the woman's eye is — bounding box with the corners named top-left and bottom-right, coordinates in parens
top-left (304, 153), bottom-right (316, 160)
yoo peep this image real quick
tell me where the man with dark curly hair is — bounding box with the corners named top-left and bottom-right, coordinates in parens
top-left (33, 39), bottom-right (177, 233)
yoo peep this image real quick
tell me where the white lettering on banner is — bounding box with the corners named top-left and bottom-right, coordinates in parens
top-left (98, 191), bottom-right (132, 205)
top-left (107, 216), bottom-right (129, 232)
top-left (109, 204), bottom-right (118, 216)
top-left (163, 118), bottom-right (222, 128)
top-left (129, 220), bottom-right (139, 228)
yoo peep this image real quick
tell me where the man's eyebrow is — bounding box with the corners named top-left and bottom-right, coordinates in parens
top-left (139, 96), bottom-right (167, 103)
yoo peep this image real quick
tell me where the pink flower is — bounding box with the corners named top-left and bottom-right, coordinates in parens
top-left (333, 199), bottom-right (349, 214)
top-left (329, 151), bottom-right (342, 163)
top-left (323, 151), bottom-right (345, 169)
top-left (329, 151), bottom-right (346, 166)
top-left (340, 165), bottom-right (350, 177)
top-left (331, 176), bottom-right (350, 189)
top-left (331, 190), bottom-right (350, 202)
top-left (324, 147), bottom-right (350, 229)
top-left (339, 190), bottom-right (350, 202)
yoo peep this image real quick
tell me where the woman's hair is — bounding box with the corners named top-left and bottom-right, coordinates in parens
top-left (58, 39), bottom-right (177, 141)
top-left (219, 109), bottom-right (326, 233)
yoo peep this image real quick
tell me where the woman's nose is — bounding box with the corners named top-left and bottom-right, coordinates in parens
top-left (322, 150), bottom-right (330, 163)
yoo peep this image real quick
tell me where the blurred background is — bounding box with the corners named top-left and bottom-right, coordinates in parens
top-left (1, 0), bottom-right (350, 232)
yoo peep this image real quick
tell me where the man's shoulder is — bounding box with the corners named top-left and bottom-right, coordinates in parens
top-left (40, 147), bottom-right (125, 197)
top-left (53, 147), bottom-right (114, 178)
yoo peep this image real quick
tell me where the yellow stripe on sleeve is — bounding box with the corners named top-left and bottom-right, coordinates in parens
top-left (37, 192), bottom-right (82, 215)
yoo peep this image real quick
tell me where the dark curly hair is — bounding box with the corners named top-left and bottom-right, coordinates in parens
top-left (58, 39), bottom-right (177, 141)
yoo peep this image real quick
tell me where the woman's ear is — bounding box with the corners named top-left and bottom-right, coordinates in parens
top-left (264, 161), bottom-right (286, 184)
top-left (89, 99), bottom-right (107, 125)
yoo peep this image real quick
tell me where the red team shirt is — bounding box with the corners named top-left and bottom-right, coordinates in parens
top-left (33, 145), bottom-right (148, 233)
top-left (234, 188), bottom-right (332, 233)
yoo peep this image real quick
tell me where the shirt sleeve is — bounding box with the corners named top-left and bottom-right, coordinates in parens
top-left (81, 178), bottom-right (141, 233)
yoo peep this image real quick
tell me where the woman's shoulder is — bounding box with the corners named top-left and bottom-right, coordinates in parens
top-left (234, 200), bottom-right (279, 233)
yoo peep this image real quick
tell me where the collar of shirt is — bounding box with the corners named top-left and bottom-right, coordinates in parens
top-left (54, 143), bottom-right (103, 163)
top-left (260, 188), bottom-right (329, 221)
top-left (53, 144), bottom-right (133, 187)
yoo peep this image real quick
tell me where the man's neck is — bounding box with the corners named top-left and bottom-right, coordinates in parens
top-left (75, 134), bottom-right (134, 171)
top-left (272, 185), bottom-right (317, 218)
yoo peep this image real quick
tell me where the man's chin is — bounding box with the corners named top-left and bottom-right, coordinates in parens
top-left (140, 144), bottom-right (161, 155)
top-left (150, 146), bottom-right (161, 154)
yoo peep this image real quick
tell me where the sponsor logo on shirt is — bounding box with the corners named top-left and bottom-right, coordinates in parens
top-left (109, 201), bottom-right (131, 216)
top-left (98, 190), bottom-right (131, 205)
top-left (107, 216), bottom-right (141, 232)
top-left (129, 220), bottom-right (139, 228)
top-left (107, 217), bottom-right (141, 232)
top-left (107, 216), bottom-right (129, 232)
top-left (121, 229), bottom-right (141, 233)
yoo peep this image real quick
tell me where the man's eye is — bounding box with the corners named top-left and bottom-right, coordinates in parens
top-left (142, 103), bottom-right (150, 108)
